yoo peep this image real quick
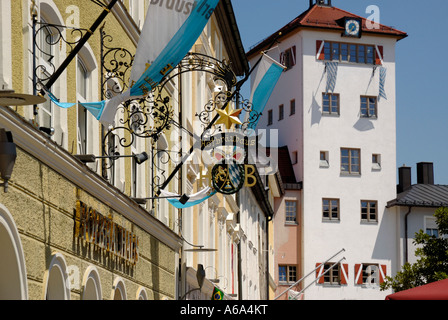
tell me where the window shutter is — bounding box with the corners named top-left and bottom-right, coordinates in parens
top-left (315, 263), bottom-right (325, 284)
top-left (292, 46), bottom-right (297, 66)
top-left (280, 52), bottom-right (285, 66)
top-left (354, 264), bottom-right (364, 285)
top-left (316, 40), bottom-right (325, 60)
top-left (340, 263), bottom-right (349, 285)
top-left (375, 45), bottom-right (384, 65)
top-left (379, 264), bottom-right (387, 284)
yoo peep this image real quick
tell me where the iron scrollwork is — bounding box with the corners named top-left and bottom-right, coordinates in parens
top-left (159, 52), bottom-right (237, 92)
top-left (33, 21), bottom-right (89, 91)
top-left (100, 31), bottom-right (134, 100)
top-left (100, 30), bottom-right (177, 181)
top-left (98, 30), bottom-right (263, 196)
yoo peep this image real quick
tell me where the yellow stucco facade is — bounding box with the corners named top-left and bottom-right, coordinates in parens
top-left (2, 0), bottom-right (180, 300)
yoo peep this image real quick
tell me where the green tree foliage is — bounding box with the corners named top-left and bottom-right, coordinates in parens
top-left (381, 207), bottom-right (448, 292)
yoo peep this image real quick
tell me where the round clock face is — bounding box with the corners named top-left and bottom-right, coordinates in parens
top-left (345, 19), bottom-right (360, 36)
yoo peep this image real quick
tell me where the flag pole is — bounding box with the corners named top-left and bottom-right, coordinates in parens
top-left (158, 33), bottom-right (283, 195)
top-left (38, 0), bottom-right (119, 97)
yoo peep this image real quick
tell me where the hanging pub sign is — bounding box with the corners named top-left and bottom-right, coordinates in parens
top-left (74, 200), bottom-right (139, 265)
top-left (211, 163), bottom-right (245, 195)
top-left (198, 131), bottom-right (265, 195)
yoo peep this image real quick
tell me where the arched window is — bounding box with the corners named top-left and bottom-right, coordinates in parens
top-left (0, 204), bottom-right (28, 300)
top-left (76, 42), bottom-right (99, 161)
top-left (82, 266), bottom-right (102, 300)
top-left (44, 253), bottom-right (70, 300)
top-left (136, 287), bottom-right (148, 300)
top-left (77, 57), bottom-right (89, 155)
top-left (112, 277), bottom-right (127, 300)
top-left (36, 1), bottom-right (66, 137)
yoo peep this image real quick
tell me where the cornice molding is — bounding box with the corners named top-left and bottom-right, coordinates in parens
top-left (105, 0), bottom-right (140, 47)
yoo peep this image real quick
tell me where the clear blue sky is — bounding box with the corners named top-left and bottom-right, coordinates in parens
top-left (232, 0), bottom-right (448, 185)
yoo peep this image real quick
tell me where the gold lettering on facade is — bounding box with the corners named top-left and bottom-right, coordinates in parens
top-left (244, 165), bottom-right (257, 187)
top-left (74, 200), bottom-right (139, 265)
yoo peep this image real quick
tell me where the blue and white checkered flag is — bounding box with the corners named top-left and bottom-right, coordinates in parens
top-left (325, 62), bottom-right (339, 93)
top-left (228, 163), bottom-right (242, 188)
top-left (379, 66), bottom-right (387, 101)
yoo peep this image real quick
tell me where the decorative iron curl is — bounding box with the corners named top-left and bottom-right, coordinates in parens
top-left (101, 32), bottom-right (134, 99)
top-left (159, 52), bottom-right (237, 93)
top-left (33, 22), bottom-right (89, 87)
top-left (102, 94), bottom-right (175, 157)
top-left (196, 90), bottom-right (230, 126)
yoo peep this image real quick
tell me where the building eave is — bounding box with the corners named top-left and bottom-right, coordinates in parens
top-left (215, 0), bottom-right (250, 76)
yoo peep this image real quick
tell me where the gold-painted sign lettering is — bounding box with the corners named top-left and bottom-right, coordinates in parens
top-left (74, 201), bottom-right (139, 265)
top-left (244, 165), bottom-right (257, 187)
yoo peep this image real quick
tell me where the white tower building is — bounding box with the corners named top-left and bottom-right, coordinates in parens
top-left (247, 0), bottom-right (407, 300)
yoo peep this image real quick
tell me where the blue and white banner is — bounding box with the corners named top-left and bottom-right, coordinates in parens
top-left (48, 0), bottom-right (219, 126)
top-left (47, 91), bottom-right (106, 119)
top-left (160, 187), bottom-right (217, 209)
top-left (325, 61), bottom-right (338, 93)
top-left (379, 66), bottom-right (387, 101)
top-left (247, 53), bottom-right (285, 129)
top-left (100, 0), bottom-right (220, 125)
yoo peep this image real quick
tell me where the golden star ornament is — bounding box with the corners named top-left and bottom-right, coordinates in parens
top-left (215, 105), bottom-right (243, 129)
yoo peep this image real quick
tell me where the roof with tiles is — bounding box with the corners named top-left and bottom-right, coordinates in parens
top-left (247, 3), bottom-right (407, 58)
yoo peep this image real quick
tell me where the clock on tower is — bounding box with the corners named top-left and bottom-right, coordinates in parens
top-left (343, 17), bottom-right (362, 38)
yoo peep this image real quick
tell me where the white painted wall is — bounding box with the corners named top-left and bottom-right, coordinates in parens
top-left (239, 187), bottom-right (268, 300)
top-left (252, 28), bottom-right (401, 300)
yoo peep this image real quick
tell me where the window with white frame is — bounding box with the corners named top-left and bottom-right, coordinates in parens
top-left (285, 200), bottom-right (297, 224)
top-left (355, 263), bottom-right (387, 286)
top-left (425, 217), bottom-right (439, 238)
top-left (129, 0), bottom-right (144, 29)
top-left (322, 263), bottom-right (340, 285)
top-left (360, 264), bottom-right (379, 285)
top-left (77, 57), bottom-right (89, 154)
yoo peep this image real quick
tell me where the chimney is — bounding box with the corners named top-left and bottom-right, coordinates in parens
top-left (397, 166), bottom-right (411, 193)
top-left (417, 162), bottom-right (434, 185)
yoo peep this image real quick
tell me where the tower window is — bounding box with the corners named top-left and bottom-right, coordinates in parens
top-left (341, 148), bottom-right (360, 174)
top-left (323, 93), bottom-right (340, 115)
top-left (280, 46), bottom-right (296, 70)
top-left (361, 96), bottom-right (378, 118)
top-left (267, 109), bottom-right (273, 126)
top-left (323, 41), bottom-right (378, 65)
